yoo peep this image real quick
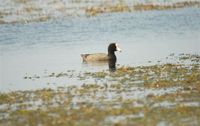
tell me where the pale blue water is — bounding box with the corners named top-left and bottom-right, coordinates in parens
top-left (0, 7), bottom-right (200, 92)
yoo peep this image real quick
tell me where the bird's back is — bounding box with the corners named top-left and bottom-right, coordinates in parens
top-left (81, 53), bottom-right (108, 62)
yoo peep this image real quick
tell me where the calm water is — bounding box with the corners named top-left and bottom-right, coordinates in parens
top-left (0, 7), bottom-right (200, 92)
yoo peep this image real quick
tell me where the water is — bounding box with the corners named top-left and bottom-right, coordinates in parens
top-left (1, 0), bottom-right (199, 23)
top-left (0, 7), bottom-right (200, 92)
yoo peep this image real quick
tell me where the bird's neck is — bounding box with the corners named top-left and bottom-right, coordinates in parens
top-left (108, 51), bottom-right (114, 55)
top-left (108, 51), bottom-right (116, 59)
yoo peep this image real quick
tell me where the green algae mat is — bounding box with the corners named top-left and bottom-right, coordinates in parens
top-left (0, 54), bottom-right (200, 126)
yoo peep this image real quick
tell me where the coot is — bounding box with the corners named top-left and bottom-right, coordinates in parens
top-left (81, 43), bottom-right (121, 62)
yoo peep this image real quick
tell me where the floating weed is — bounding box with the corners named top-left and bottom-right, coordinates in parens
top-left (0, 0), bottom-right (200, 24)
top-left (110, 83), bottom-right (122, 90)
top-left (14, 0), bottom-right (28, 4)
top-left (85, 1), bottom-right (200, 17)
top-left (48, 72), bottom-right (55, 77)
top-left (55, 72), bottom-right (68, 78)
top-left (144, 80), bottom-right (174, 88)
top-left (0, 94), bottom-right (12, 104)
top-left (23, 74), bottom-right (40, 80)
top-left (179, 54), bottom-right (200, 63)
top-left (39, 90), bottom-right (54, 102)
top-left (47, 70), bottom-right (76, 78)
top-left (91, 71), bottom-right (107, 78)
top-left (1, 54), bottom-right (200, 125)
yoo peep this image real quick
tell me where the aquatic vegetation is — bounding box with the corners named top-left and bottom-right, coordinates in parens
top-left (24, 74), bottom-right (40, 80)
top-left (85, 1), bottom-right (200, 16)
top-left (14, 0), bottom-right (29, 4)
top-left (1, 54), bottom-right (200, 125)
top-left (179, 54), bottom-right (200, 63)
top-left (90, 71), bottom-right (107, 78)
top-left (1, 0), bottom-right (200, 24)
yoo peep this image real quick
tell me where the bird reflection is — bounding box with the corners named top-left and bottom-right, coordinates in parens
top-left (82, 59), bottom-right (117, 72)
top-left (108, 59), bottom-right (116, 72)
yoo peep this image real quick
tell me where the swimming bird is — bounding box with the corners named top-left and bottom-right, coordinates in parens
top-left (81, 43), bottom-right (122, 62)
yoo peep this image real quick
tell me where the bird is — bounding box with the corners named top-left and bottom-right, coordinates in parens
top-left (81, 43), bottom-right (121, 62)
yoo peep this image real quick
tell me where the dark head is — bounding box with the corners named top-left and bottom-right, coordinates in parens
top-left (108, 43), bottom-right (122, 54)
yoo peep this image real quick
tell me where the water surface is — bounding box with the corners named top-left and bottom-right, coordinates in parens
top-left (0, 7), bottom-right (200, 92)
